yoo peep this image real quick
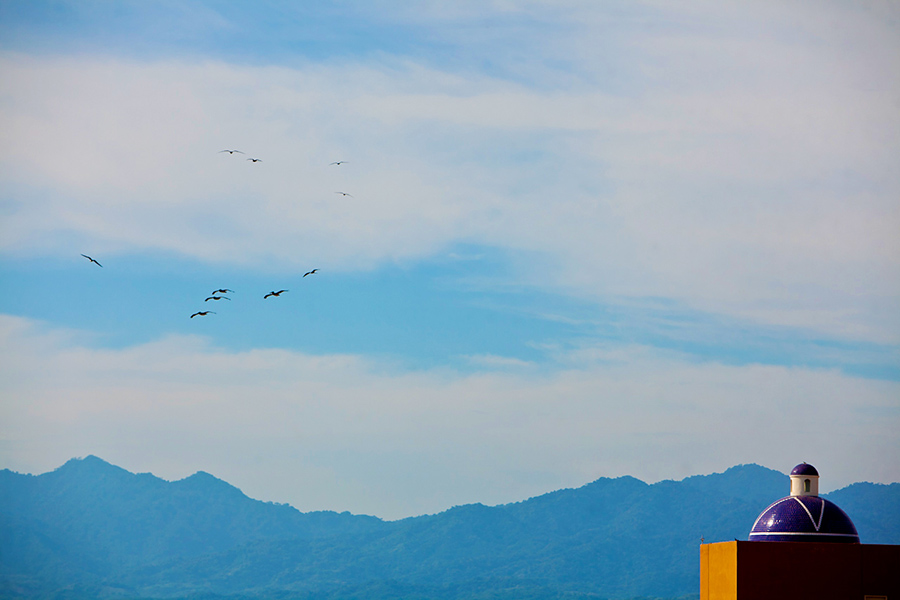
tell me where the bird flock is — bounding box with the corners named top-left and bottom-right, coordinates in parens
top-left (80, 150), bottom-right (343, 319)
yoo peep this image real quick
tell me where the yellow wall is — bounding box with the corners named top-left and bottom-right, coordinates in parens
top-left (700, 541), bottom-right (737, 600)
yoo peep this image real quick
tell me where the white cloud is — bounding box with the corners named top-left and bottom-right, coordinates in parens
top-left (2, 314), bottom-right (897, 519)
top-left (463, 354), bottom-right (535, 369)
top-left (0, 2), bottom-right (898, 344)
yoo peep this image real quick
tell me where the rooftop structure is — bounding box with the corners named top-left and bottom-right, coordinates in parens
top-left (701, 462), bottom-right (897, 599)
top-left (748, 462), bottom-right (858, 543)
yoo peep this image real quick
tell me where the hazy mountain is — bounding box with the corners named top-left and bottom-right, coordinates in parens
top-left (1, 457), bottom-right (897, 600)
top-left (0, 456), bottom-right (385, 598)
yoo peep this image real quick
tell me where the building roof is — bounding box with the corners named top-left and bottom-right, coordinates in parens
top-left (790, 463), bottom-right (819, 476)
top-left (749, 466), bottom-right (859, 544)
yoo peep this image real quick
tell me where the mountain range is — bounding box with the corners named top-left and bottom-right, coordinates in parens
top-left (1, 456), bottom-right (897, 600)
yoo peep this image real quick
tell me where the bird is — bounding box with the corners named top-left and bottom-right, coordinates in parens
top-left (205, 296), bottom-right (231, 302)
top-left (303, 269), bottom-right (318, 277)
top-left (190, 311), bottom-right (215, 318)
top-left (219, 149), bottom-right (244, 155)
top-left (247, 157), bottom-right (262, 163)
top-left (264, 290), bottom-right (288, 299)
top-left (329, 161), bottom-right (348, 166)
top-left (81, 254), bottom-right (102, 267)
top-left (211, 289), bottom-right (233, 295)
top-left (334, 192), bottom-right (353, 197)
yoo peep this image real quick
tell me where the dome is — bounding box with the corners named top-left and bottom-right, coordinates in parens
top-left (749, 496), bottom-right (859, 543)
top-left (749, 463), bottom-right (858, 543)
top-left (790, 463), bottom-right (819, 476)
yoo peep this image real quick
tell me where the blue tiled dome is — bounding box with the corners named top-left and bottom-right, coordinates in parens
top-left (749, 463), bottom-right (858, 543)
top-left (749, 496), bottom-right (858, 543)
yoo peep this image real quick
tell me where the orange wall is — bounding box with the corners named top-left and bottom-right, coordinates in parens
top-left (701, 541), bottom-right (899, 600)
top-left (700, 541), bottom-right (737, 600)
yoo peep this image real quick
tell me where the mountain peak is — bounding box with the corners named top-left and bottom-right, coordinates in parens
top-left (55, 455), bottom-right (127, 476)
top-left (60, 454), bottom-right (110, 467)
top-left (174, 470), bottom-right (246, 497)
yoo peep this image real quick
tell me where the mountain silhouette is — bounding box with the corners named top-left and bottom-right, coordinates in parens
top-left (1, 457), bottom-right (897, 599)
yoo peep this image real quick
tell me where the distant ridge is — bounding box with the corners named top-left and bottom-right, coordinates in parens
top-left (1, 458), bottom-right (897, 600)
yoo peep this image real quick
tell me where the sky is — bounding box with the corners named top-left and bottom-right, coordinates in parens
top-left (0, 0), bottom-right (898, 520)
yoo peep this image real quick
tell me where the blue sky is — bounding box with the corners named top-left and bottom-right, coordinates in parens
top-left (1, 1), bottom-right (898, 519)
top-left (1, 248), bottom-right (896, 378)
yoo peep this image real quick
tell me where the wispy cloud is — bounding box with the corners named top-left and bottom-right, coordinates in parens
top-left (463, 353), bottom-right (535, 369)
top-left (2, 315), bottom-right (897, 519)
top-left (1, 43), bottom-right (897, 341)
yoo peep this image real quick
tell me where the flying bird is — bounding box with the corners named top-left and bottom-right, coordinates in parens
top-left (80, 254), bottom-right (102, 267)
top-left (211, 289), bottom-right (234, 295)
top-left (329, 161), bottom-right (348, 166)
top-left (190, 311), bottom-right (216, 318)
top-left (264, 290), bottom-right (288, 299)
top-left (303, 269), bottom-right (318, 277)
top-left (219, 150), bottom-right (244, 154)
top-left (247, 157), bottom-right (262, 163)
top-left (205, 296), bottom-right (231, 302)
top-left (334, 192), bottom-right (353, 197)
